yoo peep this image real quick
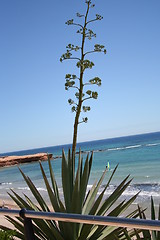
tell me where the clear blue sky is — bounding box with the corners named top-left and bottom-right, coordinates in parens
top-left (0, 0), bottom-right (160, 153)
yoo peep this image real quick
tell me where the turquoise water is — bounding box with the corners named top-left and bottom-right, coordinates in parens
top-left (0, 132), bottom-right (160, 204)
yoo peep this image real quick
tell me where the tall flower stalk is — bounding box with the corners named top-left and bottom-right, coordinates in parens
top-left (60, 0), bottom-right (106, 160)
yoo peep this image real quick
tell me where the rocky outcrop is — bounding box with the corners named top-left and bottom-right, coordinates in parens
top-left (0, 153), bottom-right (53, 168)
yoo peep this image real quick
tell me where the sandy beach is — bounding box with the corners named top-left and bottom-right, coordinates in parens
top-left (0, 198), bottom-right (19, 229)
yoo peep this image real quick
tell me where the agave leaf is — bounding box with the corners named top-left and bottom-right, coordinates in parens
top-left (89, 196), bottom-right (137, 240)
top-left (92, 165), bottom-right (119, 215)
top-left (79, 152), bottom-right (83, 181)
top-left (97, 176), bottom-right (132, 216)
top-left (8, 191), bottom-right (30, 209)
top-left (151, 196), bottom-right (156, 220)
top-left (89, 179), bottom-right (136, 239)
top-left (79, 167), bottom-right (132, 239)
top-left (43, 221), bottom-right (64, 240)
top-left (112, 234), bottom-right (120, 240)
top-left (86, 164), bottom-right (119, 217)
top-left (122, 228), bottom-right (132, 240)
top-left (107, 200), bottom-right (126, 217)
top-left (62, 150), bottom-right (71, 212)
top-left (39, 161), bottom-right (61, 212)
top-left (82, 165), bottom-right (108, 215)
top-left (24, 194), bottom-right (41, 211)
top-left (40, 163), bottom-right (71, 239)
top-left (78, 168), bottom-right (108, 238)
top-left (39, 161), bottom-right (71, 238)
top-left (48, 154), bottom-right (61, 203)
top-left (81, 181), bottom-right (97, 215)
top-left (125, 208), bottom-right (140, 219)
top-left (48, 156), bottom-right (66, 212)
top-left (112, 192), bottom-right (140, 217)
top-left (10, 189), bottom-right (36, 210)
top-left (5, 216), bottom-right (24, 236)
top-left (71, 152), bottom-right (83, 213)
top-left (79, 168), bottom-right (109, 239)
top-left (77, 149), bottom-right (82, 185)
top-left (90, 164), bottom-right (119, 216)
top-left (71, 174), bottom-right (81, 213)
top-left (62, 150), bottom-right (77, 239)
top-left (19, 168), bottom-right (49, 212)
top-left (133, 228), bottom-right (142, 240)
top-left (157, 204), bottom-right (160, 239)
top-left (127, 228), bottom-right (143, 240)
top-left (70, 164), bottom-right (82, 239)
top-left (87, 164), bottom-right (119, 224)
top-left (33, 216), bottom-right (63, 240)
top-left (106, 164), bottom-right (119, 188)
top-left (79, 154), bottom-right (90, 208)
top-left (68, 148), bottom-right (74, 197)
top-left (151, 196), bottom-right (157, 240)
top-left (88, 152), bottom-right (93, 177)
top-left (103, 226), bottom-right (139, 240)
top-left (137, 205), bottom-right (151, 239)
top-left (31, 218), bottom-right (57, 240)
top-left (11, 191), bottom-right (60, 240)
top-left (77, 157), bottom-right (95, 237)
top-left (90, 225), bottom-right (118, 240)
top-left (22, 216), bottom-right (50, 240)
top-left (137, 205), bottom-right (144, 219)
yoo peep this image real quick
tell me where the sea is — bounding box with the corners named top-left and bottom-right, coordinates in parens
top-left (0, 132), bottom-right (160, 207)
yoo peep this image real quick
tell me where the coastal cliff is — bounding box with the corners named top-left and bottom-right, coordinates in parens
top-left (0, 153), bottom-right (53, 168)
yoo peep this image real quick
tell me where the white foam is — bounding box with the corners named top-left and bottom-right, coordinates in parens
top-left (1, 182), bottom-right (12, 185)
top-left (125, 145), bottom-right (141, 149)
top-left (108, 147), bottom-right (125, 151)
top-left (139, 191), bottom-right (160, 197)
top-left (146, 143), bottom-right (160, 147)
top-left (18, 187), bottom-right (30, 190)
top-left (37, 188), bottom-right (47, 192)
top-left (17, 186), bottom-right (47, 192)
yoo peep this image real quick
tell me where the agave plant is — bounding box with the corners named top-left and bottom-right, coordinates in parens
top-left (134, 197), bottom-right (160, 240)
top-left (117, 197), bottom-right (160, 240)
top-left (0, 150), bottom-right (141, 239)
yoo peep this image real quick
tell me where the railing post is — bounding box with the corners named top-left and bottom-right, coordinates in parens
top-left (19, 209), bottom-right (35, 240)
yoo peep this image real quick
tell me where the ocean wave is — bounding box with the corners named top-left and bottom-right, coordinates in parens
top-left (17, 187), bottom-right (30, 190)
top-left (97, 182), bottom-right (160, 200)
top-left (146, 143), bottom-right (160, 147)
top-left (94, 144), bottom-right (142, 153)
top-left (37, 187), bottom-right (47, 192)
top-left (107, 147), bottom-right (125, 151)
top-left (3, 182), bottom-right (159, 204)
top-left (133, 183), bottom-right (160, 188)
top-left (125, 145), bottom-right (141, 149)
top-left (0, 182), bottom-right (12, 185)
top-left (17, 186), bottom-right (47, 192)
top-left (92, 141), bottom-right (160, 154)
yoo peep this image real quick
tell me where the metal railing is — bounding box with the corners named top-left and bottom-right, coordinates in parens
top-left (1, 208), bottom-right (160, 240)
